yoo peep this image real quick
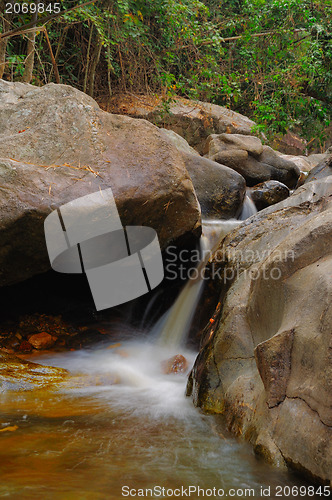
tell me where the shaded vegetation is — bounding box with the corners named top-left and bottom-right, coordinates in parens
top-left (1, 0), bottom-right (331, 149)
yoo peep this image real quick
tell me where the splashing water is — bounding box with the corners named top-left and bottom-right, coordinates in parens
top-left (156, 193), bottom-right (257, 349)
top-left (157, 218), bottom-right (243, 349)
top-left (0, 192), bottom-right (316, 497)
top-left (239, 193), bottom-right (257, 220)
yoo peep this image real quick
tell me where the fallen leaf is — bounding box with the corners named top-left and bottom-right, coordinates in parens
top-left (0, 425), bottom-right (18, 433)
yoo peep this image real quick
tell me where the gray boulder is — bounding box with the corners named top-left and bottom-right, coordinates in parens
top-left (306, 153), bottom-right (329, 169)
top-left (152, 129), bottom-right (247, 220)
top-left (259, 146), bottom-right (301, 186)
top-left (183, 154), bottom-right (246, 220)
top-left (189, 176), bottom-right (332, 484)
top-left (0, 80), bottom-right (201, 286)
top-left (305, 154), bottom-right (332, 184)
top-left (160, 128), bottom-right (199, 157)
top-left (210, 150), bottom-right (248, 171)
top-left (205, 135), bottom-right (300, 188)
top-left (250, 180), bottom-right (290, 210)
top-left (205, 133), bottom-right (263, 157)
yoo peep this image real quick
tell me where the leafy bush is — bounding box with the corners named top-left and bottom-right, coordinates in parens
top-left (1, 0), bottom-right (331, 149)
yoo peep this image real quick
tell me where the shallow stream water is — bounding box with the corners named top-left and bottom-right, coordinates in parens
top-left (0, 336), bottom-right (320, 499)
top-left (0, 207), bottom-right (321, 498)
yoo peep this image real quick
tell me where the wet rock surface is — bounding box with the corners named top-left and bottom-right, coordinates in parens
top-left (189, 176), bottom-right (332, 484)
top-left (28, 332), bottom-right (56, 350)
top-left (250, 180), bottom-right (290, 210)
top-left (0, 351), bottom-right (68, 391)
top-left (162, 354), bottom-right (189, 374)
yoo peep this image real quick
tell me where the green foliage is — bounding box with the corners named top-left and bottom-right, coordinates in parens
top-left (1, 0), bottom-right (331, 150)
top-left (7, 54), bottom-right (25, 77)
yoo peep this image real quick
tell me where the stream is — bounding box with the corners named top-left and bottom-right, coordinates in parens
top-left (0, 336), bottom-right (316, 499)
top-left (0, 199), bottom-right (321, 499)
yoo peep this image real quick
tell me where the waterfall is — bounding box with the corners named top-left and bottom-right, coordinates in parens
top-left (239, 193), bottom-right (257, 220)
top-left (157, 194), bottom-right (257, 349)
top-left (157, 219), bottom-right (241, 349)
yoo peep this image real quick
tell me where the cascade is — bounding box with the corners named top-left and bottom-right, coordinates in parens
top-left (239, 193), bottom-right (257, 220)
top-left (157, 195), bottom-right (257, 349)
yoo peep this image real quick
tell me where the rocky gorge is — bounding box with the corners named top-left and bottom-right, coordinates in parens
top-left (0, 79), bottom-right (331, 489)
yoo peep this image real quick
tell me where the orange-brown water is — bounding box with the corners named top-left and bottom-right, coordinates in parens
top-left (0, 339), bottom-right (319, 499)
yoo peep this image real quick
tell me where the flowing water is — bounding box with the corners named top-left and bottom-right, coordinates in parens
top-left (239, 194), bottom-right (257, 221)
top-left (157, 193), bottom-right (257, 348)
top-left (157, 220), bottom-right (240, 348)
top-left (0, 336), bottom-right (317, 499)
top-left (0, 197), bottom-right (318, 498)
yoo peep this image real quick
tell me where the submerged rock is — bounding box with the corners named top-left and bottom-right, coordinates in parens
top-left (0, 351), bottom-right (68, 391)
top-left (0, 80), bottom-right (201, 287)
top-left (162, 354), bottom-right (188, 374)
top-left (189, 176), bottom-right (332, 484)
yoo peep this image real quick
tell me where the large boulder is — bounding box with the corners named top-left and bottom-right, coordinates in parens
top-left (150, 127), bottom-right (247, 219)
top-left (305, 153), bottom-right (330, 169)
top-left (109, 94), bottom-right (256, 154)
top-left (183, 154), bottom-right (246, 219)
top-left (305, 154), bottom-right (332, 184)
top-left (160, 128), bottom-right (199, 157)
top-left (0, 80), bottom-right (201, 286)
top-left (205, 135), bottom-right (300, 188)
top-left (250, 180), bottom-right (290, 210)
top-left (270, 130), bottom-right (307, 156)
top-left (188, 176), bottom-right (332, 484)
top-left (205, 133), bottom-right (263, 158)
top-left (259, 146), bottom-right (301, 186)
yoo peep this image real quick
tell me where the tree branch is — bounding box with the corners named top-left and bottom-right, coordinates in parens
top-left (221, 27), bottom-right (307, 42)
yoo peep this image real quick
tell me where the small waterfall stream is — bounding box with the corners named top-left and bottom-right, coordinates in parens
top-left (0, 194), bottom-right (315, 497)
top-left (158, 193), bottom-right (257, 348)
top-left (239, 193), bottom-right (258, 220)
top-left (157, 219), bottom-right (240, 348)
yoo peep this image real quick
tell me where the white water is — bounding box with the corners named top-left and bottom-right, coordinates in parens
top-left (34, 194), bottom-right (258, 424)
top-left (157, 220), bottom-right (240, 348)
top-left (2, 336), bottom-right (306, 498)
top-left (157, 194), bottom-right (257, 348)
top-left (239, 193), bottom-right (257, 220)
top-left (0, 192), bottom-right (316, 497)
top-left (36, 339), bottom-right (198, 420)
